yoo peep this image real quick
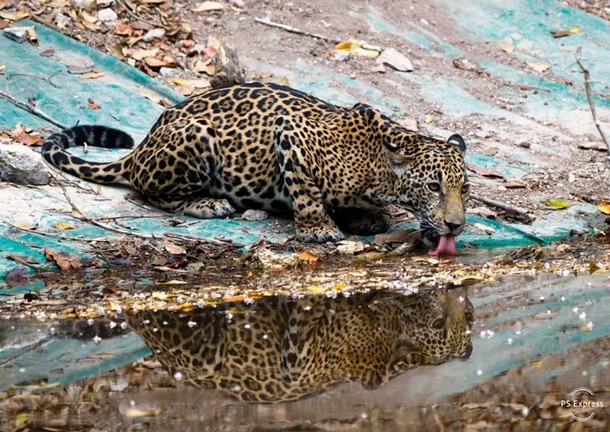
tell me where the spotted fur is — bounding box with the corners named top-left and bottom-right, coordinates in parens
top-left (127, 288), bottom-right (474, 402)
top-left (41, 82), bottom-right (469, 243)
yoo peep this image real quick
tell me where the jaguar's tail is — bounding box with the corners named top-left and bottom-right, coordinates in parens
top-left (41, 125), bottom-right (136, 184)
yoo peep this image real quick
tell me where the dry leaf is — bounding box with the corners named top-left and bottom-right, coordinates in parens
top-left (54, 221), bottom-right (75, 230)
top-left (44, 248), bottom-right (82, 271)
top-left (473, 222), bottom-right (495, 234)
top-left (0, 10), bottom-right (30, 21)
top-left (0, 64), bottom-right (5, 72)
top-left (6, 254), bottom-right (39, 265)
top-left (195, 1), bottom-right (225, 12)
top-left (16, 132), bottom-right (43, 146)
top-left (526, 61), bottom-right (550, 73)
top-left (423, 114), bottom-right (432, 123)
top-left (335, 40), bottom-right (380, 58)
top-left (297, 251), bottom-right (320, 263)
top-left (87, 99), bottom-right (101, 110)
top-left (279, 76), bottom-right (290, 86)
top-left (162, 240), bottom-right (186, 255)
top-left (467, 164), bottom-right (505, 179)
top-left (123, 407), bottom-right (161, 418)
top-left (79, 70), bottom-right (105, 79)
top-left (503, 181), bottom-right (526, 189)
top-left (552, 26), bottom-right (580, 38)
top-left (545, 198), bottom-right (570, 209)
top-left (155, 279), bottom-right (188, 285)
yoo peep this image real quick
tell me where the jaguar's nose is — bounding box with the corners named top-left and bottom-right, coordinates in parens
top-left (460, 345), bottom-right (473, 360)
top-left (444, 219), bottom-right (463, 233)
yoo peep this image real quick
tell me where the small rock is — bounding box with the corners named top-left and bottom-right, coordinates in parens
top-left (241, 209), bottom-right (269, 221)
top-left (518, 141), bottom-right (531, 149)
top-left (252, 249), bottom-right (298, 270)
top-left (97, 8), bottom-right (118, 23)
top-left (376, 48), bottom-right (414, 72)
top-left (372, 64), bottom-right (387, 73)
top-left (73, 0), bottom-right (96, 10)
top-left (469, 206), bottom-right (497, 218)
top-left (0, 144), bottom-right (50, 185)
top-left (96, 0), bottom-right (115, 7)
top-left (336, 240), bottom-right (367, 255)
top-left (142, 28), bottom-right (166, 42)
top-left (229, 0), bottom-right (245, 7)
top-left (3, 27), bottom-right (28, 44)
top-left (578, 141), bottom-right (607, 151)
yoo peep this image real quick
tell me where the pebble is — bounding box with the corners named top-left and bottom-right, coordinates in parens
top-left (376, 48), bottom-right (414, 72)
top-left (518, 141), bottom-right (531, 149)
top-left (97, 8), bottom-right (118, 23)
top-left (241, 209), bottom-right (269, 221)
top-left (143, 28), bottom-right (166, 42)
top-left (3, 27), bottom-right (28, 44)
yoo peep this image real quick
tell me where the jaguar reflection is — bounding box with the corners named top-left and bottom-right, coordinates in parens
top-left (127, 287), bottom-right (473, 402)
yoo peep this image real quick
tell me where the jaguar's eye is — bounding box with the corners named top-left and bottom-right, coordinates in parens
top-left (428, 182), bottom-right (441, 193)
top-left (431, 318), bottom-right (444, 329)
top-left (461, 183), bottom-right (471, 195)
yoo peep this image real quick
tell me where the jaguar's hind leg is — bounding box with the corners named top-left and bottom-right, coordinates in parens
top-left (130, 118), bottom-right (235, 218)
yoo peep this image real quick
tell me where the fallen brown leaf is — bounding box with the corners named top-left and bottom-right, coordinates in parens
top-left (87, 98), bottom-right (101, 110)
top-left (44, 248), bottom-right (82, 271)
top-left (467, 164), bottom-right (505, 179)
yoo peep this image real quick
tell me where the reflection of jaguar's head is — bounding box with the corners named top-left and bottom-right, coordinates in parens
top-left (127, 287), bottom-right (474, 402)
top-left (389, 286), bottom-right (474, 375)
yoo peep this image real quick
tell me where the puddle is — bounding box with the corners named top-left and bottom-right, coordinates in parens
top-left (1, 271), bottom-right (610, 430)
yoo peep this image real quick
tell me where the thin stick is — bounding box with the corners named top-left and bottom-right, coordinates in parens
top-left (115, 0), bottom-right (161, 28)
top-left (575, 47), bottom-right (610, 152)
top-left (471, 194), bottom-right (529, 215)
top-left (0, 89), bottom-right (68, 129)
top-left (254, 17), bottom-right (340, 44)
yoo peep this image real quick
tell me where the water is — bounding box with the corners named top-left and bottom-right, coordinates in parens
top-left (1, 268), bottom-right (609, 430)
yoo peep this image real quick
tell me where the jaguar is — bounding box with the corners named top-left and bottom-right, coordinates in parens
top-left (127, 287), bottom-right (474, 402)
top-left (41, 82), bottom-right (470, 253)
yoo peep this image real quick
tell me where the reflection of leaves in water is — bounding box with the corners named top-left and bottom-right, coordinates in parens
top-left (128, 287), bottom-right (474, 402)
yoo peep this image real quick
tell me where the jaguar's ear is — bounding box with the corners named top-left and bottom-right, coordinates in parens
top-left (448, 134), bottom-right (466, 152)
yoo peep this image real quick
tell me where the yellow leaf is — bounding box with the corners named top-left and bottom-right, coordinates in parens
top-left (54, 221), bottom-right (75, 230)
top-left (589, 261), bottom-right (600, 274)
top-left (0, 65), bottom-right (5, 72)
top-left (279, 76), bottom-right (290, 86)
top-left (15, 412), bottom-right (32, 429)
top-left (155, 280), bottom-right (187, 285)
top-left (152, 291), bottom-right (168, 300)
top-left (570, 26), bottom-right (581, 34)
top-left (423, 114), bottom-right (433, 123)
top-left (545, 198), bottom-right (570, 209)
top-left (175, 302), bottom-right (197, 312)
top-left (596, 202), bottom-right (610, 214)
top-left (334, 40), bottom-right (379, 58)
top-left (0, 10), bottom-right (30, 20)
top-left (168, 78), bottom-right (192, 86)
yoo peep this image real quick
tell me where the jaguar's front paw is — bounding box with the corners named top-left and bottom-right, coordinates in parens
top-left (296, 224), bottom-right (345, 243)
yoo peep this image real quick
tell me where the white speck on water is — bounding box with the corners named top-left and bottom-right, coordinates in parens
top-left (476, 369), bottom-right (483, 376)
top-left (174, 372), bottom-right (183, 381)
top-left (187, 321), bottom-right (197, 328)
top-left (507, 338), bottom-right (514, 345)
top-left (19, 368), bottom-right (26, 373)
top-left (560, 296), bottom-right (566, 302)
top-left (480, 329), bottom-right (495, 339)
top-left (87, 319), bottom-right (95, 326)
top-left (93, 335), bottom-right (102, 344)
top-left (515, 330), bottom-right (522, 335)
top-left (587, 321), bottom-right (594, 330)
top-left (539, 296), bottom-right (545, 301)
top-left (579, 312), bottom-right (587, 321)
top-left (572, 307), bottom-right (579, 313)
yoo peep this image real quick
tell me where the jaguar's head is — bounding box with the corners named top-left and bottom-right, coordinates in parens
top-left (384, 130), bottom-right (470, 255)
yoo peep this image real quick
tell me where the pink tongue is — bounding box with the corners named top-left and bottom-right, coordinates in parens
top-left (428, 235), bottom-right (457, 256)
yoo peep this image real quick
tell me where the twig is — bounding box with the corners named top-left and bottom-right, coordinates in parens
top-left (471, 194), bottom-right (529, 215)
top-left (575, 47), bottom-right (610, 153)
top-left (0, 89), bottom-right (68, 129)
top-left (6, 70), bottom-right (62, 88)
top-left (254, 17), bottom-right (340, 44)
top-left (115, 0), bottom-right (161, 28)
top-left (48, 171), bottom-right (237, 246)
top-left (3, 219), bottom-right (106, 243)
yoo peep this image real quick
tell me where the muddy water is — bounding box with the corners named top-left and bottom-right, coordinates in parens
top-left (2, 270), bottom-right (610, 430)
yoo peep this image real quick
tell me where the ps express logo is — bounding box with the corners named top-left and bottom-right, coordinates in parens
top-left (560, 387), bottom-right (604, 422)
